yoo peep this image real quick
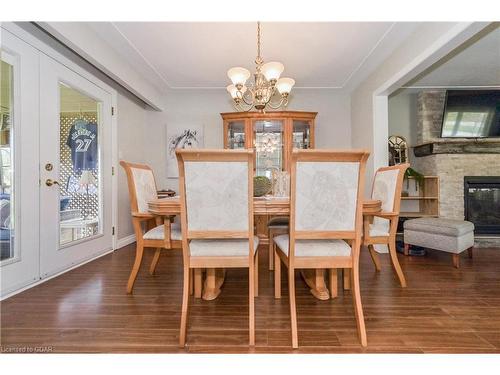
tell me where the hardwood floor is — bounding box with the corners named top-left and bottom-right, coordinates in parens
top-left (2, 244), bottom-right (500, 353)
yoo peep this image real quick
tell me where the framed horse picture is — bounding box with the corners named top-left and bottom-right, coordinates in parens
top-left (166, 124), bottom-right (204, 178)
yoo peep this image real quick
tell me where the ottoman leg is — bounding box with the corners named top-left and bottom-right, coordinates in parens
top-left (403, 243), bottom-right (410, 256)
top-left (467, 247), bottom-right (473, 259)
top-left (452, 253), bottom-right (460, 268)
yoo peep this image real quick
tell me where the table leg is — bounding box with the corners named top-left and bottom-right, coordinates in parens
top-left (194, 269), bottom-right (203, 299)
top-left (202, 268), bottom-right (226, 300)
top-left (301, 269), bottom-right (330, 300)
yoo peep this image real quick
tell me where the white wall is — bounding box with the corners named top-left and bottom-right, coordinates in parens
top-left (143, 88), bottom-right (351, 190)
top-left (116, 93), bottom-right (148, 241)
top-left (388, 91), bottom-right (418, 166)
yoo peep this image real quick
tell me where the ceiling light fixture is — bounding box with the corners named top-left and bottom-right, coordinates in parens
top-left (227, 22), bottom-right (295, 112)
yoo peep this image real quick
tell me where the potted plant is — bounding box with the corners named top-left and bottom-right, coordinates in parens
top-left (404, 167), bottom-right (424, 193)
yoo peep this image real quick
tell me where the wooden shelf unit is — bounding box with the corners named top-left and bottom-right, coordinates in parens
top-left (400, 176), bottom-right (440, 218)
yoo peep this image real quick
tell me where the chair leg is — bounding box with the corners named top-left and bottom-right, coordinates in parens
top-left (268, 229), bottom-right (274, 271)
top-left (329, 269), bottom-right (338, 299)
top-left (351, 265), bottom-right (367, 347)
top-left (149, 248), bottom-right (162, 275)
top-left (467, 247), bottom-right (473, 259)
top-left (343, 268), bottom-right (351, 290)
top-left (126, 242), bottom-right (144, 294)
top-left (367, 245), bottom-right (381, 272)
top-left (288, 267), bottom-right (298, 349)
top-left (274, 250), bottom-right (281, 299)
top-left (452, 253), bottom-right (460, 268)
top-left (249, 259), bottom-right (255, 346)
top-left (194, 269), bottom-right (202, 298)
top-left (179, 265), bottom-right (190, 348)
top-left (388, 240), bottom-right (407, 287)
top-left (254, 251), bottom-right (259, 298)
top-left (189, 268), bottom-right (194, 296)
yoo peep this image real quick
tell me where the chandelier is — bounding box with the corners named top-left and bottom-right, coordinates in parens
top-left (226, 22), bottom-right (295, 112)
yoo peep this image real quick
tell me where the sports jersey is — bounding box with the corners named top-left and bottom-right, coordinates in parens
top-left (66, 119), bottom-right (98, 172)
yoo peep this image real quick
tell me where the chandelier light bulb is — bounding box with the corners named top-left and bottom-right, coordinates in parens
top-left (227, 84), bottom-right (247, 99)
top-left (261, 62), bottom-right (284, 82)
top-left (276, 77), bottom-right (295, 95)
top-left (227, 67), bottom-right (251, 86)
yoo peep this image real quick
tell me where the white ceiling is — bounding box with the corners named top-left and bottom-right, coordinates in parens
top-left (406, 24), bottom-right (500, 88)
top-left (86, 22), bottom-right (420, 91)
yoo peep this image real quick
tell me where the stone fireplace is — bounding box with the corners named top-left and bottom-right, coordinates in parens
top-left (412, 90), bottom-right (500, 246)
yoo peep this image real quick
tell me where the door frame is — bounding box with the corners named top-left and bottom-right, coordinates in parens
top-left (0, 23), bottom-right (119, 300)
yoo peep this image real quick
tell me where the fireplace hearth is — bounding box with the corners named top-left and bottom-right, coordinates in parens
top-left (464, 177), bottom-right (500, 235)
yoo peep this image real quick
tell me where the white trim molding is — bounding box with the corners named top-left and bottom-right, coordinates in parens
top-left (117, 234), bottom-right (136, 249)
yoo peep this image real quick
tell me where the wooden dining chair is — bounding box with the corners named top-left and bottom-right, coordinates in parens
top-left (176, 149), bottom-right (258, 347)
top-left (267, 216), bottom-right (289, 270)
top-left (363, 163), bottom-right (409, 288)
top-left (120, 161), bottom-right (182, 294)
top-left (273, 149), bottom-right (370, 348)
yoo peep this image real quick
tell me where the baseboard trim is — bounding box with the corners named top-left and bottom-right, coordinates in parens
top-left (117, 234), bottom-right (136, 249)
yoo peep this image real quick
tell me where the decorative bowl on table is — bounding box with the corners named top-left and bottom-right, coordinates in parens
top-left (253, 176), bottom-right (272, 197)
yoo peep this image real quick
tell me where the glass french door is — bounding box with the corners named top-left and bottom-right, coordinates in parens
top-left (0, 29), bottom-right (40, 296)
top-left (39, 53), bottom-right (113, 278)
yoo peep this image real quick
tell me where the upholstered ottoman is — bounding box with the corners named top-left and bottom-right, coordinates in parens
top-left (403, 218), bottom-right (474, 268)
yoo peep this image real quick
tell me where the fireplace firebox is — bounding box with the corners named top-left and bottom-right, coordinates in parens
top-left (464, 177), bottom-right (500, 235)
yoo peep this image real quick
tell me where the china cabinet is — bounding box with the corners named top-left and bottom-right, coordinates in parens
top-left (222, 111), bottom-right (316, 174)
top-left (222, 111), bottom-right (316, 244)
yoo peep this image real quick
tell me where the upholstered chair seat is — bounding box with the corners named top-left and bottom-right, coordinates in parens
top-left (189, 236), bottom-right (259, 257)
top-left (268, 216), bottom-right (290, 228)
top-left (143, 222), bottom-right (182, 241)
top-left (274, 234), bottom-right (351, 257)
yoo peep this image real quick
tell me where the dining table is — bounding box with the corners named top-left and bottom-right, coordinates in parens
top-left (148, 196), bottom-right (381, 301)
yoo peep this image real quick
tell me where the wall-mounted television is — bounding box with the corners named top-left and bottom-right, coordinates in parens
top-left (441, 90), bottom-right (500, 138)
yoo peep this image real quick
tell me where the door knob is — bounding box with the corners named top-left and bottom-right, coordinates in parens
top-left (45, 179), bottom-right (60, 187)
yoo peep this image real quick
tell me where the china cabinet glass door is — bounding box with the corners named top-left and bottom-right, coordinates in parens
top-left (226, 120), bottom-right (246, 149)
top-left (292, 119), bottom-right (312, 149)
top-left (253, 120), bottom-right (284, 177)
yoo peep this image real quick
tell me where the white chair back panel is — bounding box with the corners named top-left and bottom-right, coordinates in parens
top-left (371, 168), bottom-right (400, 233)
top-left (131, 167), bottom-right (157, 213)
top-left (295, 161), bottom-right (359, 231)
top-left (184, 161), bottom-right (249, 232)
top-left (372, 168), bottom-right (400, 212)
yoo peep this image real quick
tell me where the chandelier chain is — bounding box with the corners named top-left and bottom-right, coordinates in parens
top-left (257, 22), bottom-right (261, 59)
